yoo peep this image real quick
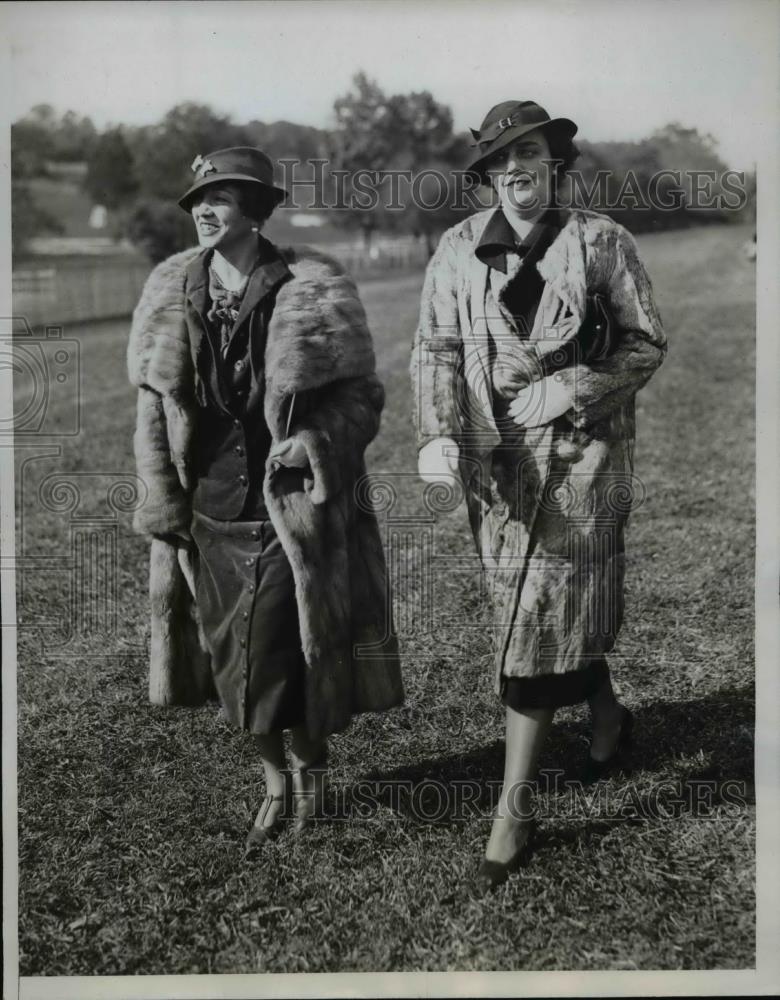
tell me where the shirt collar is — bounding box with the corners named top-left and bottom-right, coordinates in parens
top-left (474, 207), bottom-right (562, 273)
top-left (186, 234), bottom-right (291, 319)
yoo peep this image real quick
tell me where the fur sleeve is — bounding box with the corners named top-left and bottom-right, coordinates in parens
top-left (127, 248), bottom-right (197, 393)
top-left (280, 374), bottom-right (385, 505)
top-left (132, 386), bottom-right (192, 536)
top-left (264, 250), bottom-right (383, 505)
top-left (127, 250), bottom-right (199, 536)
top-left (555, 225), bottom-right (666, 429)
top-left (410, 231), bottom-right (465, 451)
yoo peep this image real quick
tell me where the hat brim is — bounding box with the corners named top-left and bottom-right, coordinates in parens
top-left (467, 117), bottom-right (578, 186)
top-left (178, 173), bottom-right (288, 212)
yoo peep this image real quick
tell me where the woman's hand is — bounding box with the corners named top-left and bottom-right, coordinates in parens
top-left (508, 375), bottom-right (573, 427)
top-left (418, 437), bottom-right (460, 484)
top-left (492, 362), bottom-right (531, 401)
top-left (268, 437), bottom-right (309, 469)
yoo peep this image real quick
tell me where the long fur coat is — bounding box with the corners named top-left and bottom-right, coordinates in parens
top-left (411, 208), bottom-right (666, 685)
top-left (128, 244), bottom-right (403, 741)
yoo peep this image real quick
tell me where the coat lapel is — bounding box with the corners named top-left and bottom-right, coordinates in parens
top-left (183, 239), bottom-right (291, 363)
top-left (463, 253), bottom-right (498, 438)
top-left (230, 256), bottom-right (290, 333)
top-left (535, 210), bottom-right (588, 326)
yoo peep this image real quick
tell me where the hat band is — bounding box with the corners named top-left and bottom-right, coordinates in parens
top-left (471, 109), bottom-right (549, 147)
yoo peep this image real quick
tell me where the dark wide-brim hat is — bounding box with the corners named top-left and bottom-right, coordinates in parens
top-left (178, 146), bottom-right (288, 212)
top-left (467, 100), bottom-right (578, 185)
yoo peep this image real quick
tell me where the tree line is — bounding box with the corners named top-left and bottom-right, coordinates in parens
top-left (12, 73), bottom-right (754, 261)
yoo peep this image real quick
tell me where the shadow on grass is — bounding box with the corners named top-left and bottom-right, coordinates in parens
top-left (337, 685), bottom-right (754, 835)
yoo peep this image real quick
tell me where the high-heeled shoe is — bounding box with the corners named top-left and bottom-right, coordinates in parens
top-left (582, 706), bottom-right (634, 784)
top-left (291, 754), bottom-right (328, 836)
top-left (245, 792), bottom-right (287, 851)
top-left (474, 819), bottom-right (537, 894)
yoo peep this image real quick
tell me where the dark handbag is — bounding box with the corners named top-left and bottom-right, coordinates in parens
top-left (579, 292), bottom-right (616, 363)
top-left (539, 292), bottom-right (617, 376)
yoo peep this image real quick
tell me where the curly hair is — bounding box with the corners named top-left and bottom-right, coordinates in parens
top-left (186, 181), bottom-right (281, 228)
top-left (547, 133), bottom-right (580, 179)
top-left (232, 182), bottom-right (281, 228)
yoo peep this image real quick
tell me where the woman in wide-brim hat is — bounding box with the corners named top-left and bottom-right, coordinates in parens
top-left (128, 146), bottom-right (403, 849)
top-left (411, 101), bottom-right (666, 890)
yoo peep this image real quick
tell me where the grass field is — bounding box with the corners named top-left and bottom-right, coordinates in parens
top-left (14, 222), bottom-right (755, 974)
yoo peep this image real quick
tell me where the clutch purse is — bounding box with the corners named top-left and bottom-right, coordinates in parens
top-left (579, 292), bottom-right (616, 364)
top-left (539, 292), bottom-right (617, 376)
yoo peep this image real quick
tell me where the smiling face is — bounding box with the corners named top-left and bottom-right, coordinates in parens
top-left (487, 128), bottom-right (555, 218)
top-left (190, 183), bottom-right (256, 251)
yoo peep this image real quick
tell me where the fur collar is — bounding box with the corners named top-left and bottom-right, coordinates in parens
top-left (127, 244), bottom-right (376, 409)
top-left (449, 206), bottom-right (623, 318)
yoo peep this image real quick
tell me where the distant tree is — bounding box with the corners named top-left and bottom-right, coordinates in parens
top-left (84, 128), bottom-right (138, 208)
top-left (122, 103), bottom-right (252, 259)
top-left (245, 119), bottom-right (329, 207)
top-left (648, 123), bottom-right (734, 224)
top-left (24, 104), bottom-right (59, 130)
top-left (11, 182), bottom-right (64, 258)
top-left (245, 119), bottom-right (327, 162)
top-left (328, 74), bottom-right (471, 249)
top-left (125, 197), bottom-right (193, 264)
top-left (650, 123), bottom-right (724, 171)
top-left (387, 90), bottom-right (456, 165)
top-left (570, 124), bottom-right (738, 233)
top-left (13, 106), bottom-right (98, 169)
top-left (11, 119), bottom-right (51, 178)
top-left (328, 72), bottom-right (400, 248)
top-left (572, 139), bottom-right (675, 232)
top-left (385, 92), bottom-right (472, 252)
top-left (54, 111), bottom-right (98, 161)
top-left (126, 102), bottom-right (251, 199)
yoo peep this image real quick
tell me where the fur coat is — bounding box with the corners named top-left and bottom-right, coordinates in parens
top-left (128, 244), bottom-right (403, 741)
top-left (411, 208), bottom-right (666, 685)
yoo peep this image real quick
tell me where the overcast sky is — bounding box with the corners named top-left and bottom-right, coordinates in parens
top-left (3, 0), bottom-right (777, 169)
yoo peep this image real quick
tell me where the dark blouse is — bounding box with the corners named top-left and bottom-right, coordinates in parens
top-left (184, 237), bottom-right (291, 521)
top-left (475, 207), bottom-right (562, 332)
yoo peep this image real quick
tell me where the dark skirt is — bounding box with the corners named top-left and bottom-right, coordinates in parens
top-left (191, 510), bottom-right (307, 735)
top-left (501, 656), bottom-right (609, 711)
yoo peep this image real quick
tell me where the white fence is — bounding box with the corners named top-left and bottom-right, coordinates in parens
top-left (11, 238), bottom-right (429, 327)
top-left (12, 260), bottom-right (153, 328)
top-left (311, 238), bottom-right (430, 274)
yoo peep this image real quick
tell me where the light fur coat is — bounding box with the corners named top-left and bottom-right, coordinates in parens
top-left (128, 245), bottom-right (403, 740)
top-left (411, 208), bottom-right (666, 684)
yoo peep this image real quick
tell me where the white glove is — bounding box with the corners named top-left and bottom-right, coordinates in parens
top-left (508, 375), bottom-right (573, 427)
top-left (268, 437), bottom-right (309, 469)
top-left (417, 437), bottom-right (460, 484)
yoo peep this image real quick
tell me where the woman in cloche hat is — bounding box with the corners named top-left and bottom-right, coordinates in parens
top-left (128, 147), bottom-right (403, 849)
top-left (411, 101), bottom-right (666, 890)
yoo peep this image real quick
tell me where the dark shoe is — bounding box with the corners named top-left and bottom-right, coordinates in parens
top-left (582, 706), bottom-right (634, 784)
top-left (474, 820), bottom-right (536, 894)
top-left (245, 792), bottom-right (286, 851)
top-left (291, 754), bottom-right (328, 836)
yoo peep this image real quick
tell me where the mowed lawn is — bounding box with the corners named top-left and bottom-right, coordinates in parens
top-left (15, 222), bottom-right (755, 974)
